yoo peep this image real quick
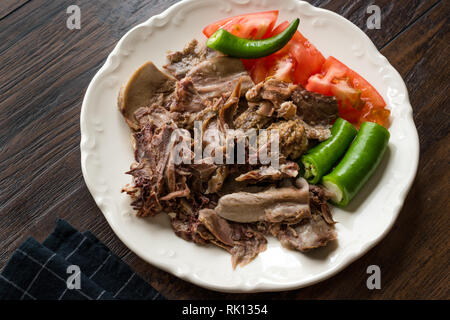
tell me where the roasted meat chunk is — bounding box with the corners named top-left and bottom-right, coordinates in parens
top-left (214, 177), bottom-right (310, 225)
top-left (269, 184), bottom-right (336, 251)
top-left (233, 103), bottom-right (273, 130)
top-left (235, 162), bottom-right (299, 183)
top-left (198, 209), bottom-right (267, 268)
top-left (291, 86), bottom-right (339, 126)
top-left (118, 62), bottom-right (176, 130)
top-left (186, 55), bottom-right (254, 100)
top-left (163, 39), bottom-right (219, 80)
top-left (266, 119), bottom-right (308, 159)
top-left (246, 78), bottom-right (297, 108)
top-left (269, 213), bottom-right (337, 252)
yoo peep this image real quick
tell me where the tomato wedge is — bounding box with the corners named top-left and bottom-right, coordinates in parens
top-left (203, 13), bottom-right (389, 127)
top-left (203, 10), bottom-right (278, 40)
top-left (242, 21), bottom-right (325, 86)
top-left (306, 57), bottom-right (390, 128)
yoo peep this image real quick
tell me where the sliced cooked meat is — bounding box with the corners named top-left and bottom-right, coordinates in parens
top-left (170, 68), bottom-right (242, 115)
top-left (215, 177), bottom-right (310, 224)
top-left (169, 77), bottom-right (205, 113)
top-left (243, 78), bottom-right (339, 141)
top-left (198, 209), bottom-right (235, 246)
top-left (291, 86), bottom-right (339, 126)
top-left (207, 166), bottom-right (228, 194)
top-left (234, 103), bottom-right (273, 130)
top-left (309, 184), bottom-right (336, 225)
top-left (195, 82), bottom-right (241, 187)
top-left (243, 79), bottom-right (298, 128)
top-left (170, 217), bottom-right (196, 242)
top-left (169, 196), bottom-right (219, 245)
top-left (218, 174), bottom-right (270, 196)
top-left (125, 123), bottom-right (175, 216)
top-left (235, 162), bottom-right (299, 183)
top-left (202, 118), bottom-right (225, 160)
top-left (134, 105), bottom-right (175, 128)
top-left (165, 41), bottom-right (253, 118)
top-left (270, 184), bottom-right (336, 251)
top-left (218, 79), bottom-right (241, 131)
top-left (195, 99), bottom-right (226, 158)
top-left (277, 101), bottom-right (297, 120)
top-left (164, 39), bottom-right (219, 80)
top-left (301, 120), bottom-right (333, 141)
top-left (192, 97), bottom-right (223, 133)
top-left (186, 162), bottom-right (217, 194)
top-left (123, 106), bottom-right (194, 217)
top-left (198, 209), bottom-right (267, 269)
top-left (266, 119), bottom-right (308, 159)
top-left (270, 213), bottom-right (336, 252)
top-left (161, 163), bottom-right (190, 201)
top-left (255, 101), bottom-right (275, 117)
top-left (229, 224), bottom-right (267, 269)
top-left (246, 78), bottom-right (297, 108)
top-left (246, 78), bottom-right (338, 125)
top-left (118, 62), bottom-right (176, 130)
top-left (170, 214), bottom-right (209, 245)
top-left (189, 162), bottom-right (217, 182)
top-left (186, 56), bottom-right (254, 100)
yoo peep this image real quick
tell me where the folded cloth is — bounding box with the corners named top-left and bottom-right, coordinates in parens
top-left (0, 220), bottom-right (164, 300)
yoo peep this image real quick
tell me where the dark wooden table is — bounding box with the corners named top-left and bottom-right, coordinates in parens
top-left (1, 0), bottom-right (448, 300)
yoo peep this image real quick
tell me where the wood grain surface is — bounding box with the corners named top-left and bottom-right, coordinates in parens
top-left (0, 0), bottom-right (448, 299)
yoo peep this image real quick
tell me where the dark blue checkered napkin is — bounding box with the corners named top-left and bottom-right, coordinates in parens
top-left (0, 220), bottom-right (164, 300)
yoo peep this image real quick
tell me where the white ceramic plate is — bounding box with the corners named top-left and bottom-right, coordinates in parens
top-left (80, 0), bottom-right (419, 293)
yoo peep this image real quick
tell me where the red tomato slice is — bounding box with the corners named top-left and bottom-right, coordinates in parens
top-left (203, 10), bottom-right (278, 39)
top-left (272, 21), bottom-right (325, 85)
top-left (242, 57), bottom-right (271, 84)
top-left (269, 54), bottom-right (296, 83)
top-left (306, 57), bottom-right (347, 95)
top-left (347, 67), bottom-right (386, 111)
top-left (242, 21), bottom-right (325, 86)
top-left (306, 57), bottom-right (390, 127)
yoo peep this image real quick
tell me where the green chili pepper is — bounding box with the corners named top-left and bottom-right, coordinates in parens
top-left (322, 122), bottom-right (390, 206)
top-left (301, 118), bottom-right (357, 184)
top-left (206, 19), bottom-right (300, 59)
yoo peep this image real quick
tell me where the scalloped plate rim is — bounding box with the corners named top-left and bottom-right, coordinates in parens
top-left (80, 0), bottom-right (419, 293)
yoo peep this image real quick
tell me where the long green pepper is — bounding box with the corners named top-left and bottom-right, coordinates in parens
top-left (322, 122), bottom-right (390, 206)
top-left (206, 19), bottom-right (300, 59)
top-left (301, 118), bottom-right (357, 184)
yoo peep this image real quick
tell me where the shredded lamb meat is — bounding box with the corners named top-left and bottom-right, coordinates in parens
top-left (235, 162), bottom-right (299, 183)
top-left (119, 39), bottom-right (340, 268)
top-left (198, 209), bottom-right (267, 268)
top-left (186, 56), bottom-right (254, 100)
top-left (268, 184), bottom-right (336, 252)
top-left (269, 213), bottom-right (336, 252)
top-left (164, 39), bottom-right (219, 80)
